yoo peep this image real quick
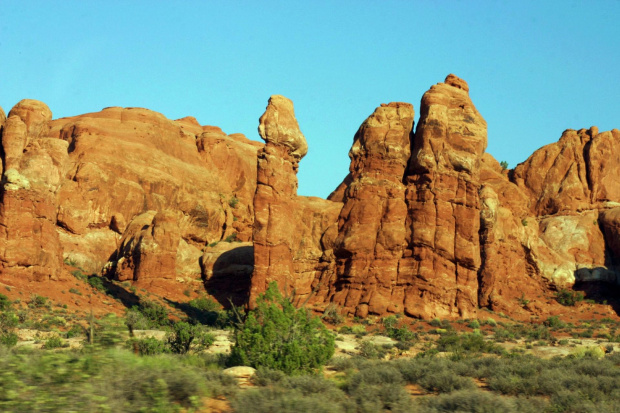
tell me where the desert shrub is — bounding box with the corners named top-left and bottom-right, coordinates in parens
top-left (436, 332), bottom-right (504, 356)
top-left (382, 315), bottom-right (399, 329)
top-left (29, 294), bottom-right (49, 309)
top-left (128, 336), bottom-right (169, 355)
top-left (188, 296), bottom-right (221, 312)
top-left (86, 275), bottom-right (106, 292)
top-left (0, 346), bottom-right (240, 411)
top-left (467, 319), bottom-right (481, 329)
top-left (228, 282), bottom-right (335, 374)
top-left (86, 313), bottom-right (125, 348)
top-left (358, 340), bottom-right (390, 359)
top-left (0, 293), bottom-right (11, 311)
top-left (322, 303), bottom-right (344, 325)
top-left (166, 321), bottom-right (215, 354)
top-left (555, 288), bottom-right (584, 306)
top-left (232, 387), bottom-right (349, 413)
top-left (346, 364), bottom-right (413, 412)
top-left (124, 308), bottom-right (151, 334)
top-left (418, 370), bottom-right (476, 393)
top-left (0, 332), bottom-right (18, 347)
top-left (65, 324), bottom-right (84, 339)
top-left (0, 308), bottom-right (19, 348)
top-left (43, 335), bottom-right (64, 349)
top-left (237, 369), bottom-right (352, 412)
top-left (132, 299), bottom-right (169, 328)
top-left (417, 388), bottom-right (537, 413)
top-left (544, 315), bottom-right (566, 329)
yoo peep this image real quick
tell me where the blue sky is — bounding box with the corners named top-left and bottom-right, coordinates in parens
top-left (2, 1), bottom-right (619, 198)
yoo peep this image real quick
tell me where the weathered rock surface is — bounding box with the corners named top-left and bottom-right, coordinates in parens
top-left (249, 95), bottom-right (309, 306)
top-left (0, 100), bottom-right (64, 281)
top-left (248, 74), bottom-right (620, 319)
top-left (329, 102), bottom-right (414, 317)
top-left (0, 101), bottom-right (262, 285)
top-left (3, 74), bottom-right (620, 320)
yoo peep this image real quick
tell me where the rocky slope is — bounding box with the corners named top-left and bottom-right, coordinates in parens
top-left (1, 74), bottom-right (619, 319)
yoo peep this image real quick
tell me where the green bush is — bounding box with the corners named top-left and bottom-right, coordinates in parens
top-left (322, 303), bottom-right (344, 325)
top-left (0, 293), bottom-right (12, 311)
top-left (229, 282), bottom-right (335, 374)
top-left (132, 300), bottom-right (169, 328)
top-left (129, 337), bottom-right (169, 355)
top-left (29, 294), bottom-right (49, 309)
top-left (87, 275), bottom-right (106, 292)
top-left (0, 332), bottom-right (18, 347)
top-left (358, 340), bottom-right (390, 359)
top-left (167, 321), bottom-right (215, 354)
top-left (43, 335), bottom-right (64, 350)
top-left (555, 288), bottom-right (584, 306)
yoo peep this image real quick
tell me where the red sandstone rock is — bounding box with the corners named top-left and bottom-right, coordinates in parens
top-left (0, 100), bottom-right (63, 281)
top-left (249, 95), bottom-right (308, 306)
top-left (328, 102), bottom-right (414, 317)
top-left (399, 75), bottom-right (487, 319)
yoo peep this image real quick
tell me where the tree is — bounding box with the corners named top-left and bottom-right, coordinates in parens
top-left (500, 160), bottom-right (509, 171)
top-left (229, 282), bottom-right (335, 374)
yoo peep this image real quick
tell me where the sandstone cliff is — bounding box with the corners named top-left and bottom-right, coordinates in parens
top-left (0, 101), bottom-right (261, 286)
top-left (248, 75), bottom-right (620, 319)
top-left (2, 74), bottom-right (619, 320)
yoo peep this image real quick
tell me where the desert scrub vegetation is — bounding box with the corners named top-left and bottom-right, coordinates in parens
top-left (0, 346), bottom-right (236, 412)
top-left (228, 282), bottom-right (335, 374)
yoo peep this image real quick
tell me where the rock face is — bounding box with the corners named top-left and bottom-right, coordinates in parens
top-left (0, 100), bottom-right (64, 281)
top-left (3, 74), bottom-right (620, 320)
top-left (249, 95), bottom-right (309, 306)
top-left (248, 74), bottom-right (620, 319)
top-left (0, 100), bottom-right (262, 286)
top-left (329, 102), bottom-right (414, 317)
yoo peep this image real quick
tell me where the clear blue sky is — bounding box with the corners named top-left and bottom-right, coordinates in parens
top-left (2, 1), bottom-right (619, 198)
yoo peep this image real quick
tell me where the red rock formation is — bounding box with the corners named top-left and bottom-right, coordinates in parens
top-left (0, 100), bottom-right (64, 281)
top-left (249, 95), bottom-right (308, 306)
top-left (398, 75), bottom-right (488, 319)
top-left (0, 100), bottom-right (262, 285)
top-left (329, 102), bottom-right (414, 317)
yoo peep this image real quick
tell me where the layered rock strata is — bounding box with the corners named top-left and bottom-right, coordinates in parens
top-left (249, 75), bottom-right (620, 318)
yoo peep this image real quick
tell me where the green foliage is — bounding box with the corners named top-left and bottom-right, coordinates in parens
top-left (187, 296), bottom-right (220, 312)
top-left (322, 303), bottom-right (344, 325)
top-left (167, 321), bottom-right (215, 354)
top-left (228, 196), bottom-right (239, 208)
top-left (544, 316), bottom-right (566, 329)
top-left (129, 336), bottom-right (169, 355)
top-left (131, 300), bottom-right (169, 328)
top-left (29, 294), bottom-right (49, 309)
top-left (555, 288), bottom-right (584, 306)
top-left (43, 335), bottom-right (64, 350)
top-left (0, 332), bottom-right (18, 347)
top-left (87, 313), bottom-right (125, 348)
top-left (358, 340), bottom-right (390, 359)
top-left (436, 332), bottom-right (504, 356)
top-left (382, 315), bottom-right (398, 329)
top-left (229, 282), bottom-right (335, 374)
top-left (224, 232), bottom-right (238, 242)
top-left (0, 300), bottom-right (19, 348)
top-left (500, 160), bottom-right (509, 170)
top-left (65, 324), bottom-right (84, 339)
top-left (86, 275), bottom-right (106, 292)
top-left (0, 348), bottom-right (226, 411)
top-left (0, 293), bottom-right (12, 311)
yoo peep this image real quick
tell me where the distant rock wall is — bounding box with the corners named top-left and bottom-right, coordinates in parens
top-left (248, 75), bottom-right (620, 319)
top-left (0, 100), bottom-right (262, 284)
top-left (3, 75), bottom-right (620, 320)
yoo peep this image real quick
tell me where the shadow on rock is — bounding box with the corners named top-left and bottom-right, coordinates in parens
top-left (573, 266), bottom-right (620, 316)
top-left (200, 244), bottom-right (253, 308)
